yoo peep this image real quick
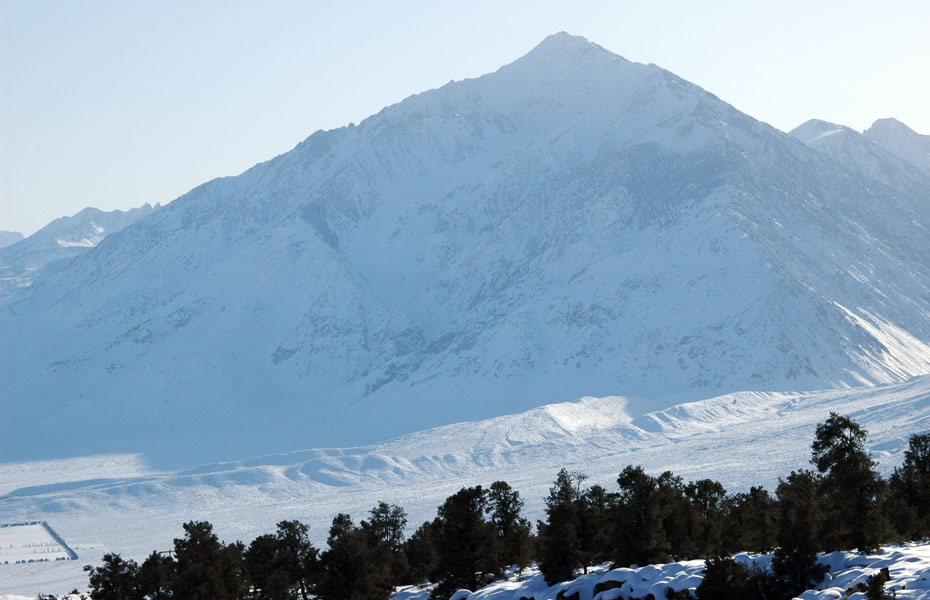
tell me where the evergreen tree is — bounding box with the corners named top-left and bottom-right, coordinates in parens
top-left (137, 551), bottom-right (175, 600)
top-left (811, 412), bottom-right (888, 550)
top-left (246, 533), bottom-right (292, 599)
top-left (684, 479), bottom-right (727, 557)
top-left (696, 555), bottom-right (772, 600)
top-left (538, 469), bottom-right (584, 585)
top-left (611, 466), bottom-right (680, 566)
top-left (772, 471), bottom-right (828, 597)
top-left (274, 520), bottom-right (320, 600)
top-left (431, 486), bottom-right (500, 599)
top-left (723, 486), bottom-right (776, 553)
top-left (403, 520), bottom-right (439, 585)
top-left (171, 521), bottom-right (244, 600)
top-left (318, 514), bottom-right (392, 600)
top-left (888, 432), bottom-right (930, 538)
top-left (578, 484), bottom-right (612, 571)
top-left (244, 520), bottom-right (319, 600)
top-left (361, 502), bottom-right (409, 586)
top-left (486, 481), bottom-right (532, 575)
top-left (84, 553), bottom-right (141, 600)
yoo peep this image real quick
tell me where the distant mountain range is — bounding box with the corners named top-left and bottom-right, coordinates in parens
top-left (0, 204), bottom-right (156, 293)
top-left (0, 230), bottom-right (24, 248)
top-left (2, 33), bottom-right (929, 469)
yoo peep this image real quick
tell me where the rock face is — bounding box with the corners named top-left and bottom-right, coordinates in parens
top-left (2, 33), bottom-right (930, 468)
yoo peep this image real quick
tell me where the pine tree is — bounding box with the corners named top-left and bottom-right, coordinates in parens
top-left (244, 520), bottom-right (319, 600)
top-left (811, 412), bottom-right (888, 550)
top-left (578, 484), bottom-right (612, 571)
top-left (538, 469), bottom-right (584, 585)
top-left (246, 533), bottom-right (292, 599)
top-left (137, 551), bottom-right (175, 600)
top-left (889, 433), bottom-right (930, 539)
top-left (696, 555), bottom-right (772, 600)
top-left (361, 502), bottom-right (409, 586)
top-left (486, 481), bottom-right (532, 575)
top-left (431, 486), bottom-right (500, 599)
top-left (611, 466), bottom-right (681, 566)
top-left (274, 520), bottom-right (320, 600)
top-left (318, 514), bottom-right (392, 600)
top-left (403, 520), bottom-right (439, 585)
top-left (684, 479), bottom-right (727, 557)
top-left (84, 553), bottom-right (141, 600)
top-left (723, 486), bottom-right (775, 553)
top-left (772, 471), bottom-right (828, 598)
top-left (171, 521), bottom-right (244, 600)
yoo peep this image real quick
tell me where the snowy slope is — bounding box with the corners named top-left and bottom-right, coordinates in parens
top-left (0, 231), bottom-right (24, 249)
top-left (1, 378), bottom-right (929, 595)
top-left (789, 119), bottom-right (930, 193)
top-left (3, 34), bottom-right (930, 469)
top-left (865, 118), bottom-right (930, 175)
top-left (0, 204), bottom-right (156, 293)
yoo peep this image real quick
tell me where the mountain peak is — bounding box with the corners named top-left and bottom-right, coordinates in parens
top-left (868, 117), bottom-right (914, 133)
top-left (789, 119), bottom-right (851, 145)
top-left (522, 31), bottom-right (623, 65)
top-left (865, 117), bottom-right (930, 174)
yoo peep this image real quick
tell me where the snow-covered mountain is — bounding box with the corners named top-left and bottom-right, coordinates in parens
top-left (0, 230), bottom-right (24, 248)
top-left (865, 118), bottom-right (930, 175)
top-left (789, 118), bottom-right (930, 193)
top-left (3, 33), bottom-right (930, 468)
top-left (0, 204), bottom-right (156, 293)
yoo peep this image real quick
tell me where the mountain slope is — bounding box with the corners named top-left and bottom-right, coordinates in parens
top-left (3, 33), bottom-right (930, 468)
top-left (0, 204), bottom-right (156, 293)
top-left (865, 118), bottom-right (930, 174)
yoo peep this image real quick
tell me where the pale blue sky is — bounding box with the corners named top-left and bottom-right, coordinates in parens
top-left (2, 0), bottom-right (928, 235)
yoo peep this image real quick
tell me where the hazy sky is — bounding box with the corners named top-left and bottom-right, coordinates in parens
top-left (2, 0), bottom-right (928, 235)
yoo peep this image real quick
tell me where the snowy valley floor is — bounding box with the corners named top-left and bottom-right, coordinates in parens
top-left (1, 377), bottom-right (929, 595)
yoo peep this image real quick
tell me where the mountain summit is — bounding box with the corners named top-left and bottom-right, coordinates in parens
top-left (864, 117), bottom-right (930, 175)
top-left (3, 35), bottom-right (930, 468)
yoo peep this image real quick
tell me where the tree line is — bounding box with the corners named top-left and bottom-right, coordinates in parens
top-left (84, 413), bottom-right (930, 600)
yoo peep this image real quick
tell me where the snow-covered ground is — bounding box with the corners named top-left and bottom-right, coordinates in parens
top-left (0, 523), bottom-right (74, 565)
top-left (1, 378), bottom-right (928, 595)
top-left (394, 542), bottom-right (930, 600)
top-left (3, 543), bottom-right (929, 599)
